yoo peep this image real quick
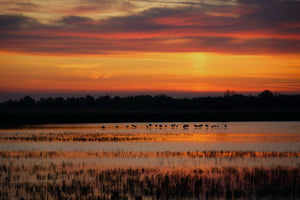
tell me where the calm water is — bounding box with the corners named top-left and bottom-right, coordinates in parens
top-left (0, 121), bottom-right (299, 152)
top-left (2, 121), bottom-right (300, 134)
top-left (0, 121), bottom-right (299, 199)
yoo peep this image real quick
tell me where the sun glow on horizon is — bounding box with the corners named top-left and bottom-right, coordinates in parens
top-left (1, 51), bottom-right (299, 93)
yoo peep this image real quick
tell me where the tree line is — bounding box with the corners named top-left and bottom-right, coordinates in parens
top-left (0, 90), bottom-right (299, 111)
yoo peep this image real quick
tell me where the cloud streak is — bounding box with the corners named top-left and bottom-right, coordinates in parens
top-left (0, 0), bottom-right (299, 55)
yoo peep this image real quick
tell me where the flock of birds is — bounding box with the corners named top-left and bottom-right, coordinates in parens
top-left (101, 123), bottom-right (227, 129)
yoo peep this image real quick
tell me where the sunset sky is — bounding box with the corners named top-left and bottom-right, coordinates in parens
top-left (0, 0), bottom-right (300, 98)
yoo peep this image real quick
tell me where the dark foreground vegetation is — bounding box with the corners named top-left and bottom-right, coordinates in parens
top-left (0, 90), bottom-right (299, 125)
top-left (0, 162), bottom-right (299, 200)
top-left (1, 150), bottom-right (299, 159)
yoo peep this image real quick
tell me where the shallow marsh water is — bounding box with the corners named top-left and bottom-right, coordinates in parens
top-left (0, 121), bottom-right (299, 199)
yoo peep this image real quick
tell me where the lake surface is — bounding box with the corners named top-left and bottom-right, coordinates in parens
top-left (0, 121), bottom-right (299, 199)
top-left (2, 121), bottom-right (300, 134)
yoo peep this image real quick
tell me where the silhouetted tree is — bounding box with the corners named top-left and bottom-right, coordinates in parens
top-left (19, 96), bottom-right (35, 108)
top-left (224, 90), bottom-right (236, 97)
top-left (259, 90), bottom-right (274, 101)
top-left (84, 95), bottom-right (95, 107)
top-left (0, 90), bottom-right (299, 111)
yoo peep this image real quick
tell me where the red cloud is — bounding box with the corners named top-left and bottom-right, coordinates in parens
top-left (0, 0), bottom-right (299, 55)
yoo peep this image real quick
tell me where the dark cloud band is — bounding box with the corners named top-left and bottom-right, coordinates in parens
top-left (0, 0), bottom-right (299, 55)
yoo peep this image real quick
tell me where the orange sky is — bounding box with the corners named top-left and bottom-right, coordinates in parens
top-left (0, 0), bottom-right (299, 95)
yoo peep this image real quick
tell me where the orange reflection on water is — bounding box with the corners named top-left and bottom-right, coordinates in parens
top-left (0, 132), bottom-right (299, 143)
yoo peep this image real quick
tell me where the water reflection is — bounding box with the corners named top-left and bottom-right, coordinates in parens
top-left (0, 122), bottom-right (299, 199)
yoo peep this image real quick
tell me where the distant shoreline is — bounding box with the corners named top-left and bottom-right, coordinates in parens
top-left (1, 92), bottom-right (299, 127)
top-left (1, 109), bottom-right (299, 127)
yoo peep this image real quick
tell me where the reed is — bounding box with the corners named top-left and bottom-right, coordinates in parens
top-left (0, 162), bottom-right (299, 200)
top-left (0, 150), bottom-right (299, 159)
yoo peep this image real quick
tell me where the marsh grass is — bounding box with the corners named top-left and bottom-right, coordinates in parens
top-left (0, 161), bottom-right (299, 200)
top-left (0, 151), bottom-right (299, 159)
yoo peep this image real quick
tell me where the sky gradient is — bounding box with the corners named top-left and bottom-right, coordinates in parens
top-left (0, 0), bottom-right (300, 96)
